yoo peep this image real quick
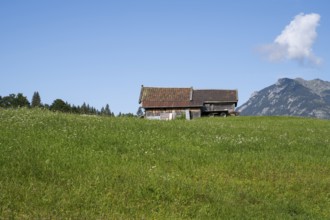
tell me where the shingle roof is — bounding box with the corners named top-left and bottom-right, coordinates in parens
top-left (193, 90), bottom-right (238, 102)
top-left (139, 87), bottom-right (194, 108)
top-left (139, 86), bottom-right (238, 108)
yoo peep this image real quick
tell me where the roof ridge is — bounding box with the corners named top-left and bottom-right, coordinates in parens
top-left (142, 86), bottom-right (192, 89)
top-left (193, 89), bottom-right (237, 91)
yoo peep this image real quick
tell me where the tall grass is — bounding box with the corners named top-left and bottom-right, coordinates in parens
top-left (0, 108), bottom-right (329, 219)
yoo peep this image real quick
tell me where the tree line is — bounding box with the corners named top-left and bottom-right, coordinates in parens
top-left (0, 92), bottom-right (120, 116)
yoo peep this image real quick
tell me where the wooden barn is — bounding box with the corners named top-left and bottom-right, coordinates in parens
top-left (138, 86), bottom-right (238, 120)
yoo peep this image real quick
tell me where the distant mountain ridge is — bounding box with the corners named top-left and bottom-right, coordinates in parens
top-left (237, 78), bottom-right (330, 119)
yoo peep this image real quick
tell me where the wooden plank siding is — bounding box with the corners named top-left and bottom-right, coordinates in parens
top-left (145, 108), bottom-right (201, 120)
top-left (203, 103), bottom-right (236, 112)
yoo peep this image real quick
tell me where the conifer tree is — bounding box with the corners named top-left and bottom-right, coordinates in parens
top-left (104, 104), bottom-right (112, 116)
top-left (100, 107), bottom-right (105, 115)
top-left (31, 91), bottom-right (41, 108)
top-left (81, 102), bottom-right (88, 114)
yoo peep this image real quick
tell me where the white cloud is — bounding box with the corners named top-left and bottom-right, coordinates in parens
top-left (260, 13), bottom-right (322, 66)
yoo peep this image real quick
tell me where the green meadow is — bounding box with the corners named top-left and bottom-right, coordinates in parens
top-left (0, 108), bottom-right (329, 219)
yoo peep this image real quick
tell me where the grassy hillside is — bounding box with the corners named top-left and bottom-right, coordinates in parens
top-left (0, 108), bottom-right (329, 219)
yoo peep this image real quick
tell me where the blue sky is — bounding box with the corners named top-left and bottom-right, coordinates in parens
top-left (1, 0), bottom-right (329, 114)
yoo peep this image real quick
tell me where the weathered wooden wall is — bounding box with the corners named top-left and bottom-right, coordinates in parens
top-left (203, 103), bottom-right (235, 112)
top-left (145, 108), bottom-right (201, 120)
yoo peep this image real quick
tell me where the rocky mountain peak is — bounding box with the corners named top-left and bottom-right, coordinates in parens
top-left (295, 78), bottom-right (330, 97)
top-left (276, 77), bottom-right (295, 85)
top-left (237, 78), bottom-right (330, 119)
